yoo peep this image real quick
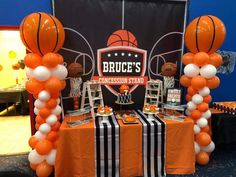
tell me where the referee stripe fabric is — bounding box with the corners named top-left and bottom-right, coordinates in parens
top-left (95, 114), bottom-right (120, 177)
top-left (135, 110), bottom-right (166, 177)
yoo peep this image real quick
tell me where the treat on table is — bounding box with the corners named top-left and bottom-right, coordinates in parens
top-left (143, 105), bottom-right (159, 113)
top-left (124, 115), bottom-right (137, 123)
top-left (97, 105), bottom-right (113, 115)
top-left (117, 84), bottom-right (132, 104)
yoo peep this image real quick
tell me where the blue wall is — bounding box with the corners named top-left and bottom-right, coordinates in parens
top-left (0, 0), bottom-right (51, 26)
top-left (0, 0), bottom-right (235, 101)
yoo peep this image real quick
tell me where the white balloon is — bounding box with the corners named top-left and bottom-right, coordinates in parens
top-left (51, 65), bottom-right (68, 80)
top-left (52, 105), bottom-right (62, 115)
top-left (34, 108), bottom-right (39, 115)
top-left (187, 101), bottom-right (197, 111)
top-left (184, 64), bottom-right (200, 77)
top-left (39, 123), bottom-right (51, 134)
top-left (46, 149), bottom-right (57, 165)
top-left (194, 124), bottom-right (200, 134)
top-left (46, 114), bottom-right (57, 125)
top-left (25, 67), bottom-right (33, 79)
top-left (34, 131), bottom-right (46, 140)
top-left (185, 109), bottom-right (192, 116)
top-left (197, 117), bottom-right (208, 128)
top-left (202, 110), bottom-right (212, 119)
top-left (192, 94), bottom-right (203, 105)
top-left (201, 141), bottom-right (215, 153)
top-left (38, 90), bottom-right (51, 102)
top-left (200, 64), bottom-right (217, 79)
top-left (34, 99), bottom-right (45, 109)
top-left (199, 87), bottom-right (210, 97)
top-left (56, 98), bottom-right (61, 105)
top-left (194, 142), bottom-right (200, 154)
top-left (28, 149), bottom-right (45, 164)
top-left (33, 66), bottom-right (51, 81)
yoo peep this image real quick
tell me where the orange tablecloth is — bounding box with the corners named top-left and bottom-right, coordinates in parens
top-left (55, 115), bottom-right (195, 177)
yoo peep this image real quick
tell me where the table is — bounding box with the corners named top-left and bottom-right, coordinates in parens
top-left (0, 87), bottom-right (28, 115)
top-left (211, 110), bottom-right (236, 145)
top-left (55, 111), bottom-right (195, 177)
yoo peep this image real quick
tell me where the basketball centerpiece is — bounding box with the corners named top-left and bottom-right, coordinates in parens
top-left (116, 84), bottom-right (132, 104)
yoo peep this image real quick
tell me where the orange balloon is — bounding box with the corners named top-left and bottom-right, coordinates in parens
top-left (60, 80), bottom-right (66, 90)
top-left (201, 125), bottom-right (210, 133)
top-left (28, 136), bottom-right (39, 148)
top-left (24, 53), bottom-right (42, 68)
top-left (196, 132), bottom-right (211, 146)
top-left (56, 54), bottom-right (64, 64)
top-left (30, 163), bottom-right (38, 171)
top-left (25, 79), bottom-right (44, 95)
top-left (20, 12), bottom-right (65, 56)
top-left (207, 76), bottom-right (220, 89)
top-left (36, 161), bottom-right (53, 177)
top-left (39, 108), bottom-right (51, 118)
top-left (191, 76), bottom-right (207, 90)
top-left (46, 131), bottom-right (59, 142)
top-left (209, 53), bottom-right (223, 68)
top-left (197, 103), bottom-right (209, 112)
top-left (180, 75), bottom-right (192, 87)
top-left (51, 92), bottom-right (60, 99)
top-left (196, 151), bottom-right (210, 165)
top-left (36, 115), bottom-right (46, 125)
top-left (35, 140), bottom-right (53, 155)
top-left (191, 110), bottom-right (202, 119)
top-left (182, 52), bottom-right (194, 65)
top-left (35, 123), bottom-right (40, 130)
top-left (187, 86), bottom-right (198, 96)
top-left (185, 15), bottom-right (226, 54)
top-left (45, 99), bottom-right (57, 109)
top-left (186, 94), bottom-right (192, 102)
top-left (45, 77), bottom-right (62, 94)
top-left (51, 121), bottom-right (61, 131)
top-left (193, 52), bottom-right (210, 66)
top-left (203, 95), bottom-right (212, 103)
top-left (53, 140), bottom-right (58, 148)
top-left (42, 53), bottom-right (61, 68)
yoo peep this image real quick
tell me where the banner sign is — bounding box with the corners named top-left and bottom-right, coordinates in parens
top-left (53, 0), bottom-right (188, 111)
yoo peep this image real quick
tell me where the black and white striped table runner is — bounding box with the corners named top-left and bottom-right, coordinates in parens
top-left (135, 110), bottom-right (166, 177)
top-left (95, 114), bottom-right (120, 177)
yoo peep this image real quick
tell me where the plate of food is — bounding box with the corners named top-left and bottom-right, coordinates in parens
top-left (122, 114), bottom-right (139, 124)
top-left (143, 105), bottom-right (159, 114)
top-left (96, 106), bottom-right (113, 116)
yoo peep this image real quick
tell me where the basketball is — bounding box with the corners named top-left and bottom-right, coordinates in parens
top-left (107, 29), bottom-right (138, 47)
top-left (161, 62), bottom-right (177, 77)
top-left (20, 12), bottom-right (65, 56)
top-left (67, 63), bottom-right (83, 77)
top-left (119, 84), bottom-right (130, 94)
top-left (185, 15), bottom-right (226, 54)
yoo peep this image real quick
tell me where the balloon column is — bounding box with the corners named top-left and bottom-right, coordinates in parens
top-left (19, 12), bottom-right (66, 177)
top-left (180, 16), bottom-right (226, 165)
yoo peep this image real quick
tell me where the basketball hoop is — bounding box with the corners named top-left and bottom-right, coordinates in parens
top-left (163, 76), bottom-right (175, 95)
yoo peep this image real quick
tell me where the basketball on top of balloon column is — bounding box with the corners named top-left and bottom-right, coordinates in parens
top-left (20, 12), bottom-right (65, 56)
top-left (107, 29), bottom-right (138, 47)
top-left (184, 15), bottom-right (226, 54)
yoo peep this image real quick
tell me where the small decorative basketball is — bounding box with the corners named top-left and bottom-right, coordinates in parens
top-left (119, 84), bottom-right (130, 94)
top-left (67, 63), bottom-right (83, 77)
top-left (161, 62), bottom-right (177, 77)
top-left (107, 29), bottom-right (138, 47)
top-left (185, 15), bottom-right (226, 54)
top-left (20, 12), bottom-right (65, 56)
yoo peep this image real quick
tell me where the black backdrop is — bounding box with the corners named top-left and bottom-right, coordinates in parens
top-left (53, 0), bottom-right (188, 112)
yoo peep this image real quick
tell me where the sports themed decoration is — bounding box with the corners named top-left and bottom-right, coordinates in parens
top-left (161, 62), bottom-right (177, 94)
top-left (54, 0), bottom-right (188, 110)
top-left (20, 12), bottom-right (65, 56)
top-left (181, 15), bottom-right (226, 165)
top-left (20, 12), bottom-right (66, 177)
